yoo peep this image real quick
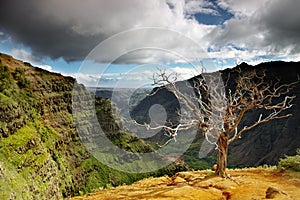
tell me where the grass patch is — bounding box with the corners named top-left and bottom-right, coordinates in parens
top-left (278, 149), bottom-right (300, 172)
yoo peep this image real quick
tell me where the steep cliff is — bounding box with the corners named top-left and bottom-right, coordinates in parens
top-left (226, 62), bottom-right (300, 167)
top-left (0, 53), bottom-right (186, 199)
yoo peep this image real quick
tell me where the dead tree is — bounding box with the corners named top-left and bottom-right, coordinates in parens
top-left (138, 67), bottom-right (299, 177)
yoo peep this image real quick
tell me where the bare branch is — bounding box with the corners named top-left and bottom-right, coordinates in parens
top-left (133, 67), bottom-right (298, 153)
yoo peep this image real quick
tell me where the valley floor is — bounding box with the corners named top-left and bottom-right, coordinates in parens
top-left (69, 168), bottom-right (300, 200)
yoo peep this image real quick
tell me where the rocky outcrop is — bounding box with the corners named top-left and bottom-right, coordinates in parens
top-left (265, 186), bottom-right (289, 199)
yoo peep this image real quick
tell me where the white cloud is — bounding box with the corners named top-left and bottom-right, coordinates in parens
top-left (68, 65), bottom-right (201, 87)
top-left (11, 49), bottom-right (40, 63)
top-left (209, 0), bottom-right (300, 63)
top-left (170, 66), bottom-right (199, 79)
top-left (216, 0), bottom-right (269, 17)
top-left (36, 65), bottom-right (53, 71)
top-left (184, 0), bottom-right (219, 16)
top-left (64, 72), bottom-right (100, 87)
top-left (11, 49), bottom-right (54, 72)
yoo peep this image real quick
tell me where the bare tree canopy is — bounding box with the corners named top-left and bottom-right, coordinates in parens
top-left (135, 66), bottom-right (299, 177)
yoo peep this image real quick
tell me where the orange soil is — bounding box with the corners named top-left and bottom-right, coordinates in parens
top-left (70, 168), bottom-right (300, 200)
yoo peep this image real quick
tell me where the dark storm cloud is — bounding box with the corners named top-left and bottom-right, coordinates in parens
top-left (0, 0), bottom-right (214, 63)
top-left (260, 0), bottom-right (300, 54)
top-left (0, 0), bottom-right (107, 61)
top-left (1, 0), bottom-right (299, 64)
top-left (0, 30), bottom-right (8, 41)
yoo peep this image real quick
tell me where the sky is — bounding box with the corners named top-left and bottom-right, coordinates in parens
top-left (0, 0), bottom-right (300, 87)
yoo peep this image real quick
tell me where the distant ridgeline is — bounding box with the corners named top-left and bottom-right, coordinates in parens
top-left (0, 53), bottom-right (186, 199)
top-left (131, 61), bottom-right (300, 169)
top-left (92, 87), bottom-right (152, 113)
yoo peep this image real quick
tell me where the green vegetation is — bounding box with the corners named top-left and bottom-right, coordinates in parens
top-left (278, 148), bottom-right (300, 172)
top-left (13, 67), bottom-right (30, 88)
top-left (182, 140), bottom-right (217, 170)
top-left (0, 122), bottom-right (62, 199)
top-left (95, 98), bottom-right (153, 153)
top-left (2, 53), bottom-right (299, 199)
top-left (0, 65), bottom-right (14, 92)
top-left (0, 54), bottom-right (187, 199)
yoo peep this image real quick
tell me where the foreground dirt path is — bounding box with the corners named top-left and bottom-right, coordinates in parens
top-left (70, 168), bottom-right (300, 200)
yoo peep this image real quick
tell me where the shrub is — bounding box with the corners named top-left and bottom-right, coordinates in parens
top-left (0, 65), bottom-right (13, 92)
top-left (13, 67), bottom-right (30, 88)
top-left (278, 148), bottom-right (300, 171)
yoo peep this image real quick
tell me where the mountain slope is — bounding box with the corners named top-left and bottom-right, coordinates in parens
top-left (132, 61), bottom-right (300, 168)
top-left (226, 62), bottom-right (300, 166)
top-left (0, 53), bottom-right (186, 199)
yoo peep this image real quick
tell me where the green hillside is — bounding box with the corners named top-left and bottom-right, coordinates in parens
top-left (0, 53), bottom-right (186, 199)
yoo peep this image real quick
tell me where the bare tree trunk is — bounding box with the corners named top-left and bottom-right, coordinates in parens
top-left (148, 68), bottom-right (297, 178)
top-left (216, 133), bottom-right (228, 177)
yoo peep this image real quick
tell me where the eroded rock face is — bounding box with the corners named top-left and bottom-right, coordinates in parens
top-left (0, 53), bottom-right (78, 199)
